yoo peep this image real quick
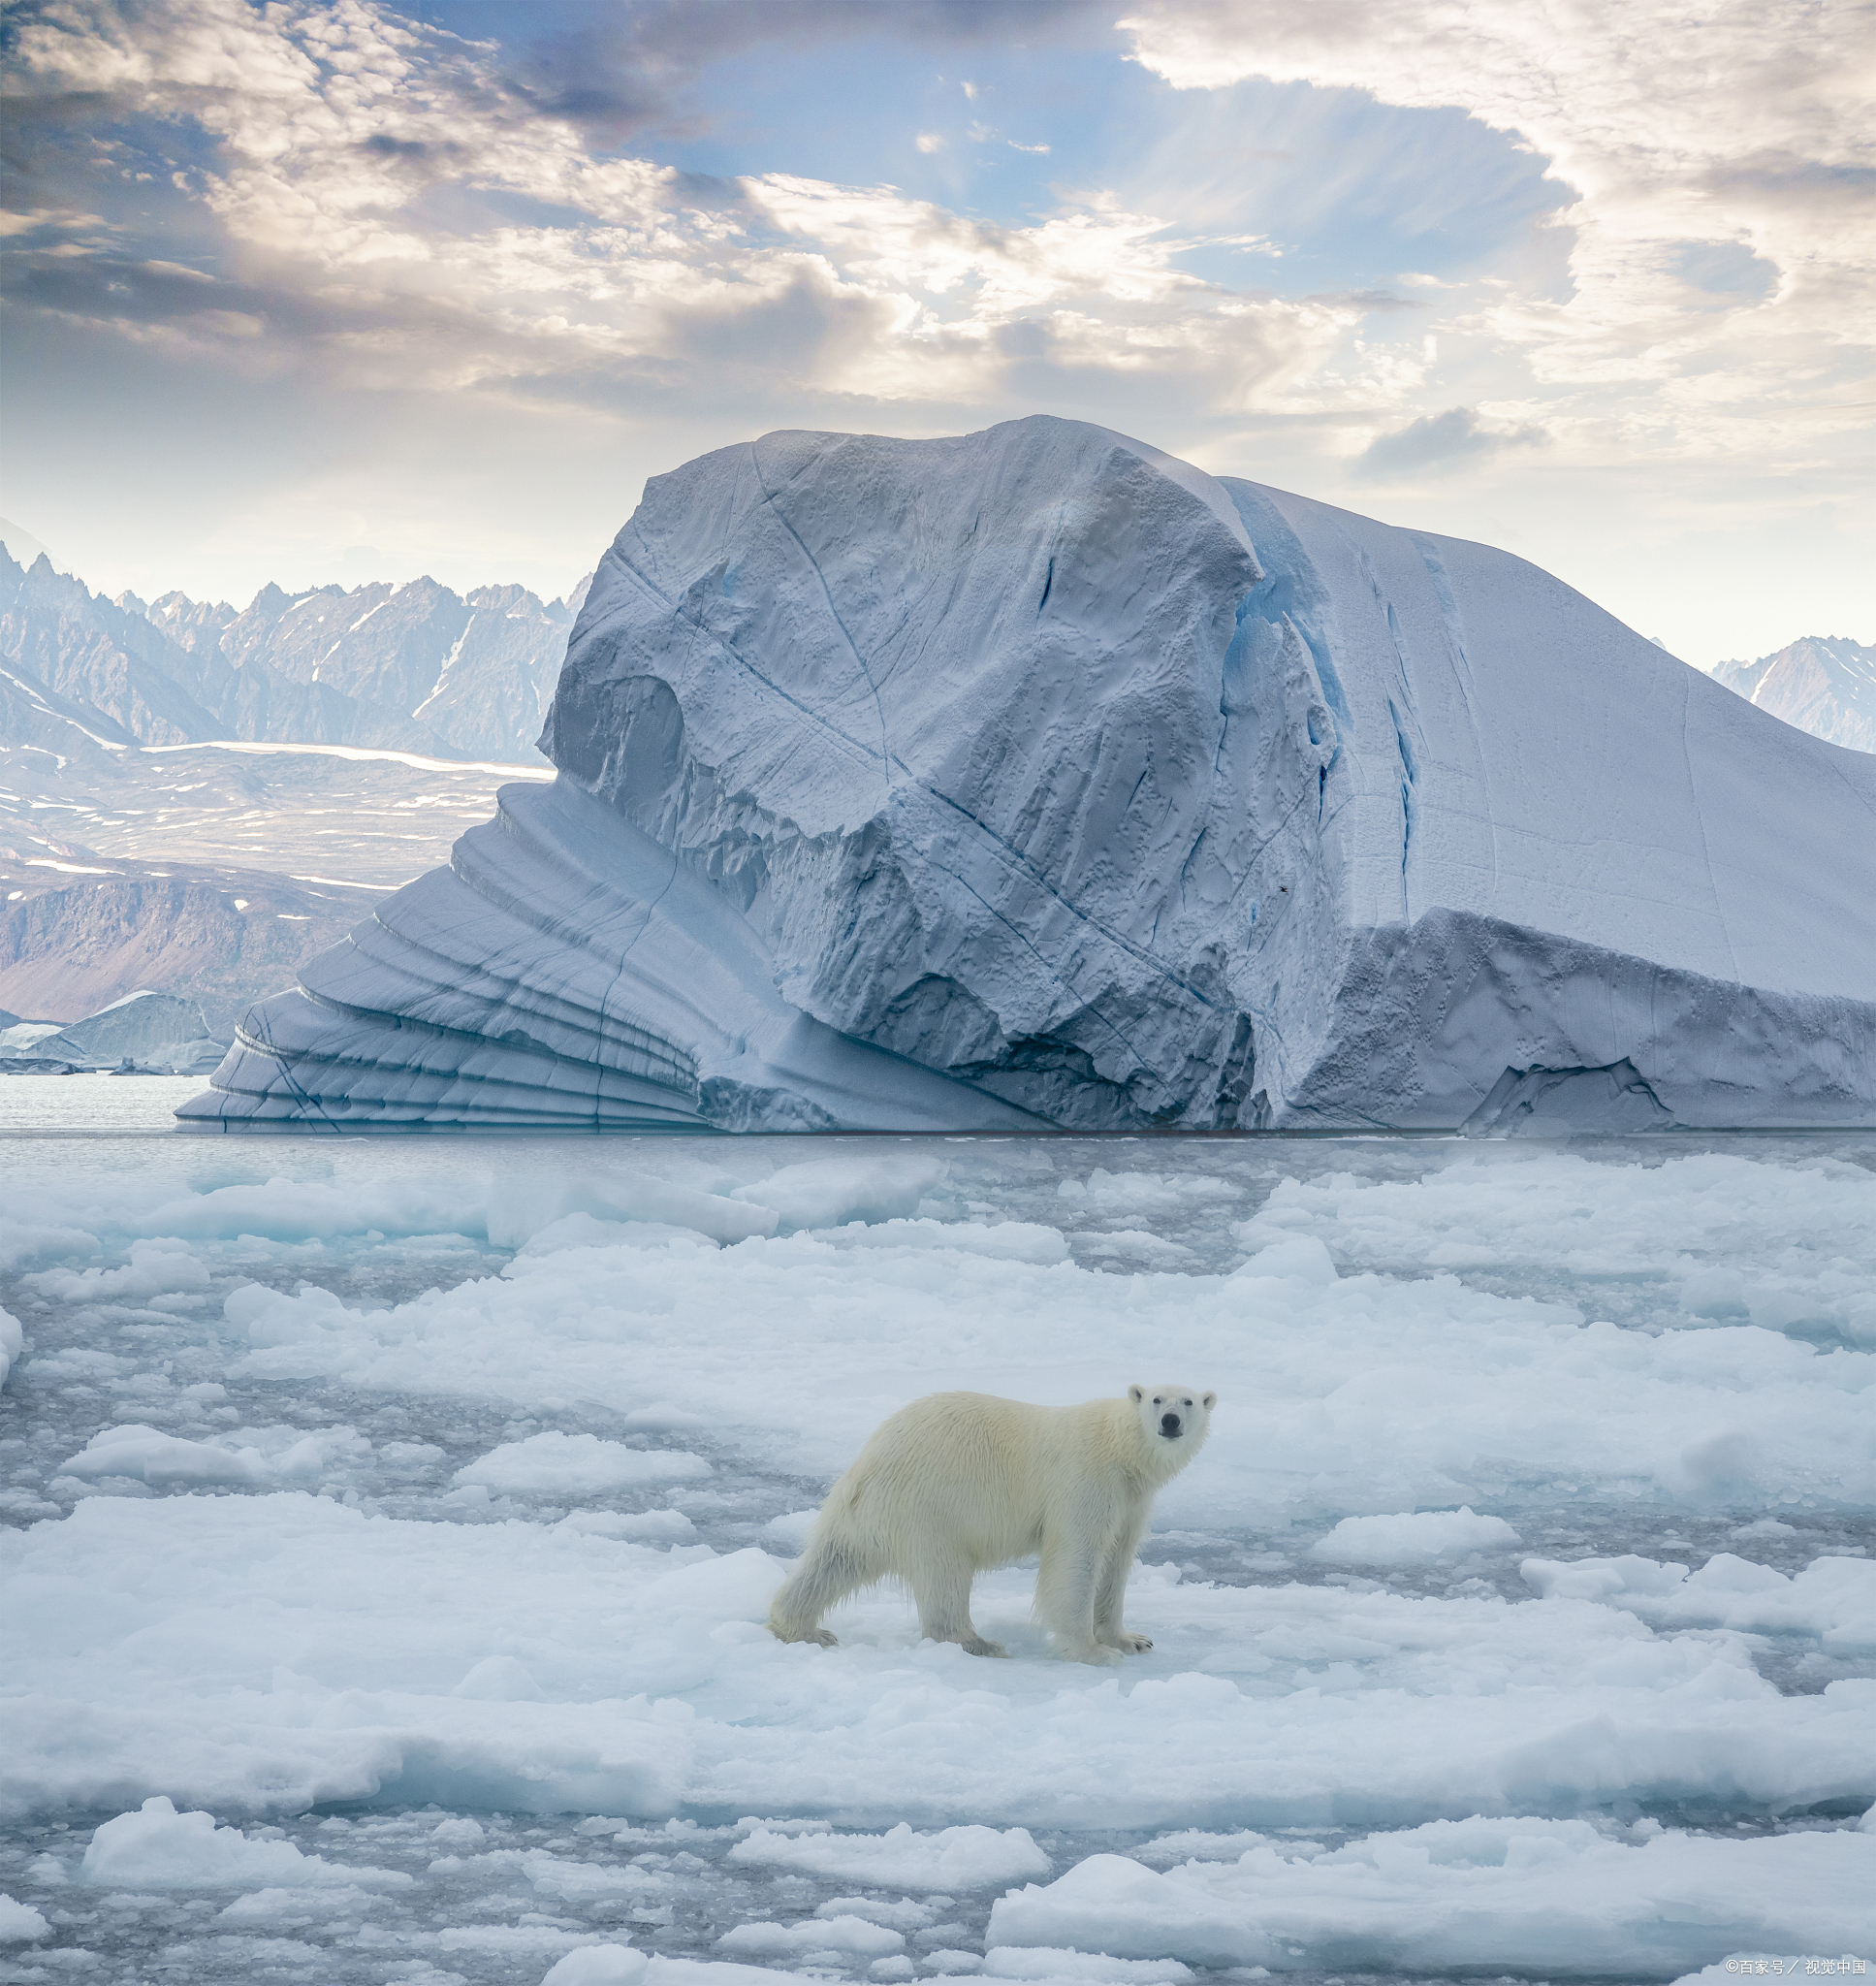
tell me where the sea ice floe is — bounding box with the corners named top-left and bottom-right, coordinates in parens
top-left (0, 1894), bottom-right (49, 1941)
top-left (6, 1491), bottom-right (1873, 1828)
top-left (58, 1420), bottom-right (370, 1491)
top-left (1129, 1830), bottom-right (1279, 1868)
top-left (727, 1825), bottom-right (1052, 1891)
top-left (543, 1957), bottom-right (896, 1986)
top-left (3, 1133), bottom-right (1873, 1981)
top-left (543, 1950), bottom-right (648, 1986)
top-left (717, 1913), bottom-right (908, 1959)
top-left (981, 1953), bottom-right (1194, 1984)
top-left (761, 1510), bottom-right (821, 1551)
top-left (1231, 1236), bottom-right (1339, 1285)
top-left (23, 1235), bottom-right (210, 1303)
top-left (431, 1846), bottom-right (668, 1901)
top-left (817, 1897), bottom-right (943, 1931)
top-left (985, 1819), bottom-right (1876, 1974)
top-left (453, 1432), bottom-right (712, 1495)
top-left (80, 1796), bottom-right (411, 1889)
top-left (1057, 1171), bottom-right (1242, 1216)
top-left (806, 1218), bottom-right (1072, 1263)
top-left (731, 1156), bottom-right (944, 1231)
top-left (1522, 1552), bottom-right (1876, 1650)
top-left (560, 1508), bottom-right (701, 1544)
top-left (1236, 1149), bottom-right (1876, 1343)
top-left (208, 1200), bottom-right (1875, 1519)
top-left (217, 1882), bottom-right (396, 1922)
top-left (1310, 1508), bottom-right (1522, 1566)
top-left (433, 1921), bottom-right (604, 1956)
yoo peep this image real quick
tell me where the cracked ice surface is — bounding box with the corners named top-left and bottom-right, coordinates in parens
top-left (185, 417), bottom-right (1876, 1133)
top-left (1, 1115), bottom-right (1873, 1982)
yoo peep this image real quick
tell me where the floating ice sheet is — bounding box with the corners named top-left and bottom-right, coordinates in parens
top-left (727, 1827), bottom-right (1052, 1891)
top-left (1309, 1507), bottom-right (1521, 1565)
top-left (454, 1432), bottom-right (713, 1495)
top-left (80, 1797), bottom-right (412, 1890)
top-left (7, 1491), bottom-right (1875, 1828)
top-left (985, 1820), bottom-right (1876, 1973)
top-left (3, 1124), bottom-right (1873, 1984)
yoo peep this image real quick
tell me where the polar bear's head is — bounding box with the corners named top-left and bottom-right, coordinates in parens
top-left (1129, 1383), bottom-right (1216, 1452)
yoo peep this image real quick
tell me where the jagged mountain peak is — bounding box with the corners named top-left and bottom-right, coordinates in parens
top-left (1708, 633), bottom-right (1875, 754)
top-left (243, 580), bottom-right (299, 620)
top-left (3, 542), bottom-right (597, 763)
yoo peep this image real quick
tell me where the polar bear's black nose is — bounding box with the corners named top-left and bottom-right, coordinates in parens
top-left (1160, 1412), bottom-right (1182, 1437)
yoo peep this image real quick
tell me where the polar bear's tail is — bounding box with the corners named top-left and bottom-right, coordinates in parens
top-left (767, 1516), bottom-right (881, 1646)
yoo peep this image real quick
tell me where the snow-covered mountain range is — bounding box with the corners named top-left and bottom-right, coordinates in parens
top-left (0, 736), bottom-right (547, 1033)
top-left (1706, 635), bottom-right (1876, 754)
top-left (185, 416), bottom-right (1876, 1134)
top-left (1, 533), bottom-right (584, 1036)
top-left (0, 541), bottom-right (589, 764)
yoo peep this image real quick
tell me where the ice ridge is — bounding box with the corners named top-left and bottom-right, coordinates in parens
top-left (181, 416), bottom-right (1876, 1132)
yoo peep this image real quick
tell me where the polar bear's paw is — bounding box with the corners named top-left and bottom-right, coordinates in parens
top-left (960, 1635), bottom-right (1009, 1658)
top-left (1059, 1640), bottom-right (1125, 1666)
top-left (773, 1625), bottom-right (839, 1647)
top-left (1103, 1631), bottom-right (1154, 1653)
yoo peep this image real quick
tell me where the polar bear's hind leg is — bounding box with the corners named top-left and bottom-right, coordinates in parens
top-left (768, 1523), bottom-right (879, 1647)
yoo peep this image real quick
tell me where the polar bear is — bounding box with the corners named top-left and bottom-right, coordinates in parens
top-left (768, 1383), bottom-right (1216, 1664)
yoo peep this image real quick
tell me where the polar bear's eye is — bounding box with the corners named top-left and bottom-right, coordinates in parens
top-left (1153, 1396), bottom-right (1162, 1405)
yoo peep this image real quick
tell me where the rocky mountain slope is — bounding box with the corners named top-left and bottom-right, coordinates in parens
top-left (1708, 635), bottom-right (1876, 754)
top-left (1, 544), bottom-right (590, 764)
top-left (0, 740), bottom-right (549, 1031)
top-left (0, 818), bottom-right (375, 1040)
top-left (0, 528), bottom-right (581, 1032)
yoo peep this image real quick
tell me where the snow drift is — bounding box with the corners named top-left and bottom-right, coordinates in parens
top-left (182, 418), bottom-right (1876, 1131)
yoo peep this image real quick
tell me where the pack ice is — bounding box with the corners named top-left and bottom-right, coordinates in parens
top-left (180, 418), bottom-right (1876, 1131)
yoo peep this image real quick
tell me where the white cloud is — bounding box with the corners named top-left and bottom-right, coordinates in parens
top-left (1118, 0), bottom-right (1876, 467)
top-left (1357, 403), bottom-right (1547, 478)
top-left (2, 0), bottom-right (1363, 417)
top-left (7, 0), bottom-right (1869, 660)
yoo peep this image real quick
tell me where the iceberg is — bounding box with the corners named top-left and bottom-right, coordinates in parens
top-left (181, 417), bottom-right (1876, 1132)
top-left (17, 989), bottom-right (224, 1074)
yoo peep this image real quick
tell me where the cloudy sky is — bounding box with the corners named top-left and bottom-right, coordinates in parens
top-left (3, 0), bottom-right (1870, 661)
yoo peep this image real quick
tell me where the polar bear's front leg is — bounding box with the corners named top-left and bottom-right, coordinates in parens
top-left (912, 1552), bottom-right (1007, 1657)
top-left (1094, 1523), bottom-right (1153, 1653)
top-left (1035, 1529), bottom-right (1123, 1665)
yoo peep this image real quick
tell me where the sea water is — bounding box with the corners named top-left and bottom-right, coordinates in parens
top-left (1, 1079), bottom-right (1871, 1984)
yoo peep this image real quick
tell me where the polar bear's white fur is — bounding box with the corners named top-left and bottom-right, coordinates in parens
top-left (767, 1383), bottom-right (1216, 1664)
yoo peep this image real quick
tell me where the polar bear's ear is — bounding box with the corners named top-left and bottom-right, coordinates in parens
top-left (1202, 1392), bottom-right (1217, 1410)
top-left (1128, 1384), bottom-right (1145, 1404)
